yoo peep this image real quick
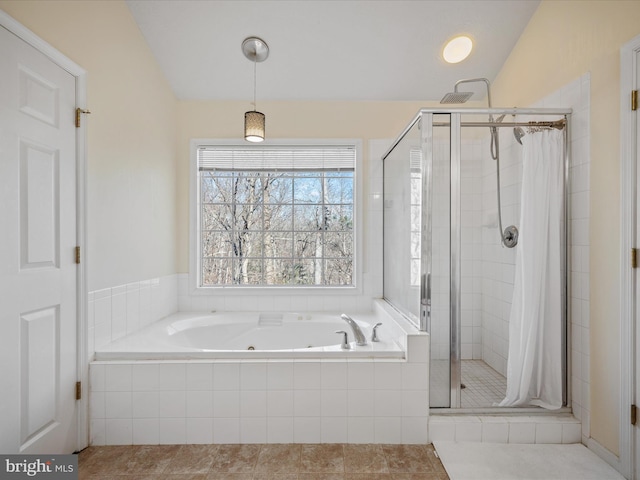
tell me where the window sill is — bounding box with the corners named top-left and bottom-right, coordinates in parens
top-left (189, 284), bottom-right (361, 296)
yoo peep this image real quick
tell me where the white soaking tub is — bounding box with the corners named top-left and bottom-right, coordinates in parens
top-left (89, 300), bottom-right (430, 445)
top-left (94, 309), bottom-right (405, 360)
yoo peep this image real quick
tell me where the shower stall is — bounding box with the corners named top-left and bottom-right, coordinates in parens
top-left (382, 108), bottom-right (571, 410)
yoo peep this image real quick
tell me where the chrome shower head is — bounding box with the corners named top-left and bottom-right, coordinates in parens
top-left (440, 91), bottom-right (474, 104)
top-left (441, 77), bottom-right (493, 105)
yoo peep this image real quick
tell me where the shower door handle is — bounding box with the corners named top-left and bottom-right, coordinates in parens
top-left (420, 273), bottom-right (431, 333)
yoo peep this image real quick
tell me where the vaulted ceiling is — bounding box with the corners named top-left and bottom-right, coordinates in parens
top-left (126, 0), bottom-right (540, 102)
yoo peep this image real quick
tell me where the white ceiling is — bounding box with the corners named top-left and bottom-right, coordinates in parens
top-left (126, 0), bottom-right (540, 103)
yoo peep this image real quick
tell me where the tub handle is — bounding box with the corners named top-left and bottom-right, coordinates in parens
top-left (371, 323), bottom-right (383, 342)
top-left (335, 330), bottom-right (351, 350)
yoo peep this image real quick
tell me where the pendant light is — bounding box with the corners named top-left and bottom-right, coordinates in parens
top-left (242, 37), bottom-right (269, 142)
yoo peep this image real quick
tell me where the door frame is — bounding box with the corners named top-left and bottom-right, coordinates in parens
top-left (620, 33), bottom-right (640, 480)
top-left (0, 10), bottom-right (89, 451)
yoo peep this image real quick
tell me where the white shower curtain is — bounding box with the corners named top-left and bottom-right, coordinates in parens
top-left (498, 129), bottom-right (564, 409)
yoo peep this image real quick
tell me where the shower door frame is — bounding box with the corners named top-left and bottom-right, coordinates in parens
top-left (384, 107), bottom-right (572, 410)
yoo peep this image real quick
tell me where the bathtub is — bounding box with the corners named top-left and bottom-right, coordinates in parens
top-left (94, 308), bottom-right (405, 360)
top-left (89, 300), bottom-right (430, 445)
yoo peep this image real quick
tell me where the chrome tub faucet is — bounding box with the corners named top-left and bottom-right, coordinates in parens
top-left (340, 314), bottom-right (367, 346)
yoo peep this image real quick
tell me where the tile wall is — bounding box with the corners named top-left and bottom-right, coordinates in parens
top-left (481, 74), bottom-right (591, 441)
top-left (479, 122), bottom-right (522, 375)
top-left (461, 139), bottom-right (485, 360)
top-left (430, 136), bottom-right (484, 361)
top-left (88, 275), bottom-right (178, 359)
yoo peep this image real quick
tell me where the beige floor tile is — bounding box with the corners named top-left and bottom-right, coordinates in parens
top-left (298, 473), bottom-right (345, 480)
top-left (77, 443), bottom-right (448, 479)
top-left (210, 444), bottom-right (261, 473)
top-left (126, 444), bottom-right (181, 474)
top-left (205, 473), bottom-right (254, 480)
top-left (300, 444), bottom-right (344, 473)
top-left (382, 444), bottom-right (434, 473)
top-left (343, 445), bottom-right (388, 473)
top-left (255, 444), bottom-right (301, 474)
top-left (78, 445), bottom-right (135, 475)
top-left (164, 444), bottom-right (218, 474)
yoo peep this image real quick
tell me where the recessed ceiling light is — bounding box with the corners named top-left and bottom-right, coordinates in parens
top-left (443, 35), bottom-right (473, 64)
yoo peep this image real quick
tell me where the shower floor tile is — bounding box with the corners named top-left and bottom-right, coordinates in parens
top-left (430, 359), bottom-right (507, 408)
top-left (461, 360), bottom-right (507, 408)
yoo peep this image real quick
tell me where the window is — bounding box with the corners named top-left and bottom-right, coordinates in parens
top-left (193, 142), bottom-right (358, 288)
top-left (410, 148), bottom-right (422, 287)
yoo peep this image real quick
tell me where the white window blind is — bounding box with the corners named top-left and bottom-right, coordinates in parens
top-left (198, 145), bottom-right (356, 171)
top-left (410, 148), bottom-right (422, 171)
top-left (195, 143), bottom-right (357, 287)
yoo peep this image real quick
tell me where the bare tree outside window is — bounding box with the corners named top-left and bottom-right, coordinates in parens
top-left (197, 145), bottom-right (355, 287)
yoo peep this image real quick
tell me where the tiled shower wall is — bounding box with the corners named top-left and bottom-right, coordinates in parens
top-left (479, 74), bottom-right (591, 440)
top-left (461, 139), bottom-right (485, 360)
top-left (479, 125), bottom-right (522, 375)
top-left (431, 136), bottom-right (485, 361)
top-left (554, 74), bottom-right (591, 444)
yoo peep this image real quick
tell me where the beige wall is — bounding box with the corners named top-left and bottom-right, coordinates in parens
top-left (175, 99), bottom-right (438, 272)
top-left (0, 0), bottom-right (178, 291)
top-left (493, 0), bottom-right (640, 456)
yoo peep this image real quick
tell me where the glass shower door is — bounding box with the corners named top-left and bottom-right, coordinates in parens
top-left (382, 112), bottom-right (452, 407)
top-left (383, 120), bottom-right (422, 323)
top-left (427, 113), bottom-right (452, 407)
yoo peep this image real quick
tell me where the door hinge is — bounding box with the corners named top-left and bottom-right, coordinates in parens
top-left (75, 381), bottom-right (82, 401)
top-left (632, 248), bottom-right (637, 269)
top-left (75, 246), bottom-right (81, 264)
top-left (75, 108), bottom-right (91, 128)
top-left (632, 90), bottom-right (638, 111)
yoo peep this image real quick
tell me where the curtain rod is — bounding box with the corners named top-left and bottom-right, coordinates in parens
top-left (432, 119), bottom-right (566, 130)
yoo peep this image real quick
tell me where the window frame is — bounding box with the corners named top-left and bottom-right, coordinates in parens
top-left (189, 138), bottom-right (363, 295)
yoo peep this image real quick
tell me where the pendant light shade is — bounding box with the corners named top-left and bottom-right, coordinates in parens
top-left (242, 37), bottom-right (269, 143)
top-left (244, 110), bottom-right (265, 142)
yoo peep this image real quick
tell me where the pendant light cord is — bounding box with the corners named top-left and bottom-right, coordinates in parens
top-left (253, 56), bottom-right (257, 111)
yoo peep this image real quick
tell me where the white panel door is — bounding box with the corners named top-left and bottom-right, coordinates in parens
top-left (0, 25), bottom-right (78, 454)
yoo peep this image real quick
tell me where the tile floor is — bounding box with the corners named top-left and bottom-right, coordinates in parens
top-left (78, 443), bottom-right (450, 479)
top-left (431, 359), bottom-right (508, 408)
top-left (460, 360), bottom-right (507, 408)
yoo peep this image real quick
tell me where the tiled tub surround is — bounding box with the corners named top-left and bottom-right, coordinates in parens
top-left (89, 300), bottom-right (430, 445)
top-left (88, 275), bottom-right (178, 359)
